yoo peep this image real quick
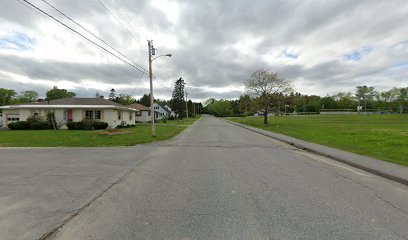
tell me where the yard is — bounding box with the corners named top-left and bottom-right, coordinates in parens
top-left (229, 115), bottom-right (408, 167)
top-left (0, 116), bottom-right (200, 147)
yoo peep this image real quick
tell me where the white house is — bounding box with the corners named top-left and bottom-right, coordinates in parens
top-left (128, 103), bottom-right (151, 123)
top-left (164, 105), bottom-right (176, 117)
top-left (152, 102), bottom-right (170, 120)
top-left (0, 98), bottom-right (138, 128)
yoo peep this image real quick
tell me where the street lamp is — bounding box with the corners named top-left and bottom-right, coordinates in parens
top-left (148, 40), bottom-right (171, 137)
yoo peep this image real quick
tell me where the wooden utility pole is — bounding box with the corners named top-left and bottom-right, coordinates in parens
top-left (148, 40), bottom-right (155, 137)
top-left (185, 90), bottom-right (189, 118)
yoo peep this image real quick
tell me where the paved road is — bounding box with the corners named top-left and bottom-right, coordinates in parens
top-left (50, 115), bottom-right (408, 240)
top-left (0, 145), bottom-right (157, 240)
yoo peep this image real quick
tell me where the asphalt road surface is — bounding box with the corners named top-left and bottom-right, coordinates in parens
top-left (46, 115), bottom-right (408, 240)
top-left (0, 145), bottom-right (157, 240)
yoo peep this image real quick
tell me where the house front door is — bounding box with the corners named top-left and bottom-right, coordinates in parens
top-left (67, 110), bottom-right (73, 121)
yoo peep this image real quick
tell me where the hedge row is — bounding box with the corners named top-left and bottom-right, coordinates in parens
top-left (8, 116), bottom-right (52, 130)
top-left (66, 120), bottom-right (108, 130)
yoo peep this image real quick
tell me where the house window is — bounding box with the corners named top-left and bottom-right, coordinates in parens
top-left (136, 111), bottom-right (142, 116)
top-left (94, 110), bottom-right (101, 120)
top-left (33, 112), bottom-right (39, 116)
top-left (148, 111), bottom-right (150, 116)
top-left (7, 117), bottom-right (20, 121)
top-left (129, 113), bottom-right (132, 120)
top-left (7, 115), bottom-right (20, 121)
top-left (118, 111), bottom-right (121, 120)
top-left (85, 110), bottom-right (101, 120)
top-left (85, 110), bottom-right (94, 119)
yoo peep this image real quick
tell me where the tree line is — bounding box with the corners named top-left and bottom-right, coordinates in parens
top-left (0, 86), bottom-right (76, 105)
top-left (203, 69), bottom-right (408, 123)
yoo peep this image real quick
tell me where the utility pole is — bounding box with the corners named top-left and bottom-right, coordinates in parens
top-left (185, 90), bottom-right (189, 118)
top-left (148, 40), bottom-right (155, 137)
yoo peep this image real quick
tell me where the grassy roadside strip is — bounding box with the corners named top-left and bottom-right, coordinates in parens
top-left (0, 116), bottom-right (201, 147)
top-left (228, 115), bottom-right (408, 167)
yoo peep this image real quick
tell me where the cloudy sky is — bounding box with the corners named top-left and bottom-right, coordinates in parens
top-left (0, 0), bottom-right (407, 101)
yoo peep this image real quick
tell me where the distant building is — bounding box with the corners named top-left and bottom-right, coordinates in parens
top-left (164, 105), bottom-right (176, 117)
top-left (152, 102), bottom-right (170, 120)
top-left (128, 103), bottom-right (151, 123)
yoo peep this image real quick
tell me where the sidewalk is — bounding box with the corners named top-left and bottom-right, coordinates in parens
top-left (224, 119), bottom-right (408, 186)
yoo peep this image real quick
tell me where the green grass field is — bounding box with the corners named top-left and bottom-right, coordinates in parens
top-left (0, 116), bottom-right (200, 147)
top-left (229, 115), bottom-right (408, 167)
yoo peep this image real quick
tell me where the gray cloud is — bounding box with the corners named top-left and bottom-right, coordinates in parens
top-left (1, 0), bottom-right (408, 101)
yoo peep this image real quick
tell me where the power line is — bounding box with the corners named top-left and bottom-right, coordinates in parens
top-left (129, 63), bottom-right (148, 96)
top-left (40, 0), bottom-right (170, 96)
top-left (113, 0), bottom-right (150, 40)
top-left (95, 0), bottom-right (145, 50)
top-left (18, 0), bottom-right (147, 75)
top-left (153, 77), bottom-right (173, 92)
top-left (41, 0), bottom-right (146, 72)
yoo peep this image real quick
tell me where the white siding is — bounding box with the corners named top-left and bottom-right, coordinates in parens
top-left (73, 109), bottom-right (82, 122)
top-left (135, 111), bottom-right (150, 122)
top-left (19, 109), bottom-right (31, 121)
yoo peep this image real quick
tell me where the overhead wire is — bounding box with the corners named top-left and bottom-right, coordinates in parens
top-left (128, 63), bottom-right (148, 96)
top-left (40, 0), bottom-right (147, 72)
top-left (18, 0), bottom-right (148, 75)
top-left (112, 0), bottom-right (150, 41)
top-left (94, 0), bottom-right (146, 50)
top-left (18, 0), bottom-right (172, 97)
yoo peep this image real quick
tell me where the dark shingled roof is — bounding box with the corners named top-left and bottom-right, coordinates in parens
top-left (22, 98), bottom-right (127, 107)
top-left (128, 103), bottom-right (150, 111)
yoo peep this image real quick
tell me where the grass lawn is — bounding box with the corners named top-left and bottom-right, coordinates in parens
top-left (229, 115), bottom-right (408, 167)
top-left (0, 116), bottom-right (200, 147)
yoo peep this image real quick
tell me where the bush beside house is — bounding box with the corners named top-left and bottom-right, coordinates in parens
top-left (8, 116), bottom-right (52, 130)
top-left (66, 120), bottom-right (108, 130)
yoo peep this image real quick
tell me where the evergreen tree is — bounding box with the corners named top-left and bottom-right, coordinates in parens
top-left (170, 77), bottom-right (186, 118)
top-left (138, 94), bottom-right (151, 107)
top-left (108, 89), bottom-right (116, 101)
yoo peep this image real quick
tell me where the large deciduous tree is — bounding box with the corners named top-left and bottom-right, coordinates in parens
top-left (244, 69), bottom-right (293, 124)
top-left (355, 86), bottom-right (377, 112)
top-left (115, 93), bottom-right (135, 105)
top-left (46, 86), bottom-right (76, 101)
top-left (18, 90), bottom-right (38, 103)
top-left (238, 94), bottom-right (252, 115)
top-left (170, 77), bottom-right (186, 118)
top-left (0, 88), bottom-right (17, 105)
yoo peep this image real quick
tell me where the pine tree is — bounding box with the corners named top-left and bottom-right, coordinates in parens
top-left (108, 89), bottom-right (116, 101)
top-left (170, 78), bottom-right (186, 118)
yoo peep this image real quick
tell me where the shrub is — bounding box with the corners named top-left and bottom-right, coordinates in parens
top-left (168, 115), bottom-right (175, 120)
top-left (67, 120), bottom-right (108, 130)
top-left (81, 119), bottom-right (94, 130)
top-left (46, 111), bottom-right (58, 129)
top-left (26, 116), bottom-right (44, 124)
top-left (93, 121), bottom-right (108, 130)
top-left (66, 121), bottom-right (80, 130)
top-left (31, 121), bottom-right (51, 130)
top-left (8, 121), bottom-right (30, 130)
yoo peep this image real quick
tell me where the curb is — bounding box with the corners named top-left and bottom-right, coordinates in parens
top-left (223, 118), bottom-right (408, 186)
